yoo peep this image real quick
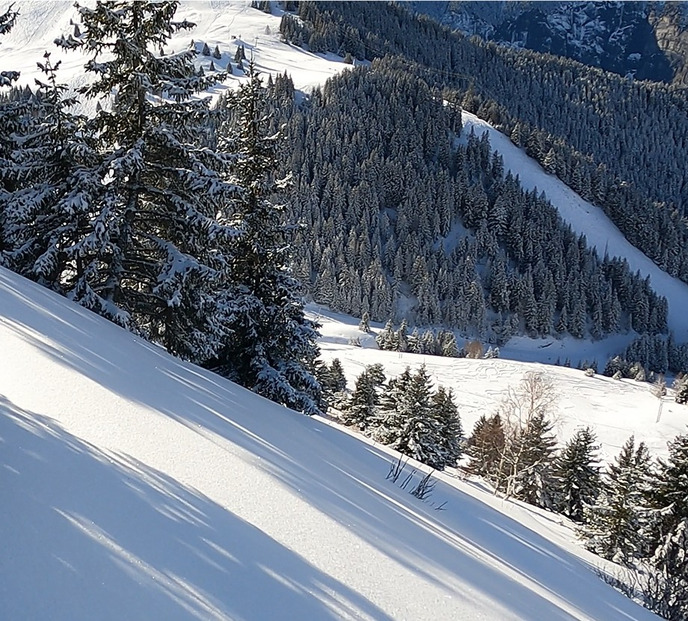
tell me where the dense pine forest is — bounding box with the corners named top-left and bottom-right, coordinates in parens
top-left (275, 60), bottom-right (667, 342)
top-left (2, 1), bottom-right (688, 619)
top-left (281, 1), bottom-right (688, 283)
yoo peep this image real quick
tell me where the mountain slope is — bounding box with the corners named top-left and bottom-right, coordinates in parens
top-left (0, 270), bottom-right (662, 620)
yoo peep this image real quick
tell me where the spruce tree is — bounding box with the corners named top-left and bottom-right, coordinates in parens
top-left (466, 413), bottom-right (505, 485)
top-left (552, 427), bottom-right (601, 522)
top-left (650, 431), bottom-right (688, 546)
top-left (342, 363), bottom-right (385, 430)
top-left (56, 0), bottom-right (239, 363)
top-left (431, 385), bottom-right (463, 469)
top-left (581, 436), bottom-right (654, 564)
top-left (2, 53), bottom-right (101, 292)
top-left (374, 365), bottom-right (444, 468)
top-left (648, 518), bottom-right (688, 621)
top-left (212, 66), bottom-right (322, 414)
top-left (358, 311), bottom-right (370, 333)
top-left (0, 3), bottom-right (24, 254)
top-left (509, 412), bottom-right (557, 507)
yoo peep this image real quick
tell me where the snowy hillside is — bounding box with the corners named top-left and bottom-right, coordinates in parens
top-left (0, 0), bottom-right (347, 112)
top-left (460, 111), bottom-right (688, 344)
top-left (0, 265), bottom-right (663, 620)
top-left (315, 307), bottom-right (687, 465)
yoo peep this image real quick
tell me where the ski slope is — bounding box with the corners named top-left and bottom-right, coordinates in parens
top-left (0, 0), bottom-right (348, 114)
top-left (0, 265), bottom-right (663, 620)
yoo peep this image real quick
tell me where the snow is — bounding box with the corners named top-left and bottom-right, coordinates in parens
top-left (0, 2), bottom-right (684, 617)
top-left (0, 265), bottom-right (663, 620)
top-left (314, 306), bottom-right (687, 465)
top-left (0, 0), bottom-right (348, 113)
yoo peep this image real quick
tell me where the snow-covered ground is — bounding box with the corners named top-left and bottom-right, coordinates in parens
top-left (315, 306), bottom-right (687, 464)
top-left (0, 265), bottom-right (663, 620)
top-left (0, 0), bottom-right (348, 113)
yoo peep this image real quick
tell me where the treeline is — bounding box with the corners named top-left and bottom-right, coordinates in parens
top-left (333, 361), bottom-right (464, 471)
top-left (281, 1), bottom-right (688, 283)
top-left (276, 60), bottom-right (667, 341)
top-left (334, 361), bottom-right (688, 620)
top-left (464, 372), bottom-right (688, 621)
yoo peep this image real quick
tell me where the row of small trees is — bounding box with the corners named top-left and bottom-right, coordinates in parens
top-left (464, 372), bottom-right (688, 620)
top-left (335, 363), bottom-right (463, 470)
top-left (374, 319), bottom-right (499, 360)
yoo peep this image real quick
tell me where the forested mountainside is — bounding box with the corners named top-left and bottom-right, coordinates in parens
top-left (267, 61), bottom-right (667, 342)
top-left (281, 1), bottom-right (688, 285)
top-left (409, 1), bottom-right (688, 85)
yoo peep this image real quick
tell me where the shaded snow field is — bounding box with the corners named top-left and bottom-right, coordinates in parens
top-left (0, 265), bottom-right (662, 621)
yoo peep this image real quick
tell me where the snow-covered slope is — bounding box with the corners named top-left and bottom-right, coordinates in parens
top-left (0, 265), bottom-right (662, 620)
top-left (0, 0), bottom-right (347, 112)
top-left (315, 307), bottom-right (687, 465)
top-left (462, 111), bottom-right (688, 343)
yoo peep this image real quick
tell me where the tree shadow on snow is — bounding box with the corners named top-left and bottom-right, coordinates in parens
top-left (0, 271), bottom-right (655, 620)
top-left (0, 395), bottom-right (393, 621)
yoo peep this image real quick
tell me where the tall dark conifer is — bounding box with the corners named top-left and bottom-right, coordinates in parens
top-left (56, 0), bottom-right (239, 363)
top-left (212, 66), bottom-right (322, 414)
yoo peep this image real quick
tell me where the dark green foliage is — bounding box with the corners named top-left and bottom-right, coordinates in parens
top-left (581, 436), bottom-right (654, 564)
top-left (650, 432), bottom-right (688, 545)
top-left (552, 427), bottom-right (602, 522)
top-left (466, 414), bottom-right (505, 485)
top-left (284, 1), bottom-right (688, 285)
top-left (648, 518), bottom-right (688, 621)
top-left (341, 363), bottom-right (385, 430)
top-left (280, 61), bottom-right (667, 342)
top-left (209, 67), bottom-right (321, 414)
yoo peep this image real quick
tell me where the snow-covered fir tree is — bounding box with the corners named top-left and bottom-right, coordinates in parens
top-left (552, 427), bottom-right (602, 522)
top-left (0, 3), bottom-right (24, 254)
top-left (430, 385), bottom-right (464, 469)
top-left (650, 431), bottom-right (688, 546)
top-left (2, 53), bottom-right (101, 292)
top-left (53, 0), bottom-right (239, 363)
top-left (581, 436), bottom-right (654, 564)
top-left (209, 66), bottom-right (321, 414)
top-left (648, 518), bottom-right (688, 621)
top-left (508, 411), bottom-right (557, 507)
top-left (341, 363), bottom-right (385, 430)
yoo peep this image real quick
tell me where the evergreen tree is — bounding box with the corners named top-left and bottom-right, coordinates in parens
top-left (466, 413), bottom-right (505, 485)
top-left (0, 3), bottom-right (24, 254)
top-left (431, 385), bottom-right (463, 469)
top-left (376, 319), bottom-right (396, 350)
top-left (552, 427), bottom-right (601, 522)
top-left (2, 53), bottom-right (100, 292)
top-left (648, 518), bottom-right (688, 621)
top-left (211, 66), bottom-right (322, 413)
top-left (342, 363), bottom-right (385, 430)
top-left (581, 436), bottom-right (654, 564)
top-left (509, 412), bottom-right (557, 507)
top-left (358, 311), bottom-right (370, 333)
top-left (56, 0), bottom-right (239, 364)
top-left (650, 431), bottom-right (688, 546)
top-left (374, 365), bottom-right (445, 468)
